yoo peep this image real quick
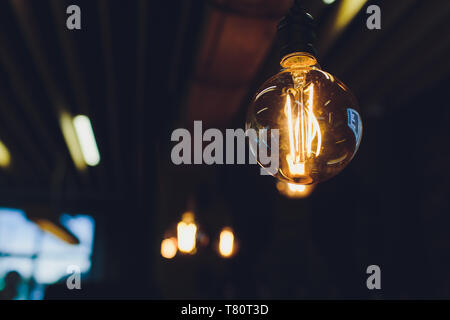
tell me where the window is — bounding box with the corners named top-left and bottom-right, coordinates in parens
top-left (0, 208), bottom-right (95, 299)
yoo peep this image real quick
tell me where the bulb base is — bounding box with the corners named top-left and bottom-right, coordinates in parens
top-left (277, 1), bottom-right (317, 59)
top-left (280, 52), bottom-right (318, 69)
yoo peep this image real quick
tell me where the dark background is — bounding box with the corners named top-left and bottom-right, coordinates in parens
top-left (0, 0), bottom-right (450, 299)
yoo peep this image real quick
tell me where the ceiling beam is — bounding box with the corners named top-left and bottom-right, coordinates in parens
top-left (184, 0), bottom-right (293, 128)
top-left (98, 0), bottom-right (122, 192)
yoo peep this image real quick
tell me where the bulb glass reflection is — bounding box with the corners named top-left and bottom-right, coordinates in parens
top-left (246, 52), bottom-right (362, 184)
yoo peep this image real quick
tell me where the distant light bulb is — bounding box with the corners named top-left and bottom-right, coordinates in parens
top-left (177, 212), bottom-right (197, 254)
top-left (219, 227), bottom-right (235, 258)
top-left (323, 0), bottom-right (336, 4)
top-left (161, 237), bottom-right (177, 259)
top-left (247, 52), bottom-right (362, 185)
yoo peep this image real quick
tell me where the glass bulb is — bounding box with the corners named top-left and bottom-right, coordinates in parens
top-left (246, 52), bottom-right (362, 184)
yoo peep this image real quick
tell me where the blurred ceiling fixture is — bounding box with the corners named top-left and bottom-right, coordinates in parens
top-left (59, 112), bottom-right (85, 171)
top-left (177, 212), bottom-right (198, 254)
top-left (276, 181), bottom-right (315, 198)
top-left (0, 140), bottom-right (11, 168)
top-left (246, 1), bottom-right (362, 186)
top-left (73, 115), bottom-right (101, 167)
top-left (60, 112), bottom-right (100, 170)
top-left (322, 0), bottom-right (336, 4)
top-left (333, 0), bottom-right (368, 35)
top-left (161, 237), bottom-right (178, 259)
top-left (24, 204), bottom-right (80, 245)
top-left (218, 227), bottom-right (236, 258)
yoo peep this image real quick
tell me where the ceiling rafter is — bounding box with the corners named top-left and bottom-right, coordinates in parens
top-left (98, 0), bottom-right (122, 193)
top-left (0, 29), bottom-right (59, 172)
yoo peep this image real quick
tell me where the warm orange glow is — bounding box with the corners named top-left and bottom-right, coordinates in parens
top-left (287, 183), bottom-right (306, 192)
top-left (161, 237), bottom-right (177, 259)
top-left (247, 52), bottom-right (362, 185)
top-left (285, 83), bottom-right (321, 177)
top-left (219, 228), bottom-right (235, 258)
top-left (177, 212), bottom-right (197, 254)
top-left (181, 212), bottom-right (194, 223)
top-left (276, 181), bottom-right (315, 198)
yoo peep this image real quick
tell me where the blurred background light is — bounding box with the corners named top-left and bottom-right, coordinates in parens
top-left (161, 237), bottom-right (177, 259)
top-left (32, 218), bottom-right (79, 245)
top-left (0, 208), bottom-right (95, 298)
top-left (177, 212), bottom-right (197, 254)
top-left (59, 112), bottom-right (86, 171)
top-left (335, 0), bottom-right (368, 31)
top-left (73, 115), bottom-right (101, 167)
top-left (218, 227), bottom-right (235, 258)
top-left (0, 140), bottom-right (11, 168)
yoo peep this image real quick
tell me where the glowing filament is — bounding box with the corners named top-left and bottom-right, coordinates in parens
top-left (276, 181), bottom-right (315, 198)
top-left (284, 83), bottom-right (322, 176)
top-left (287, 183), bottom-right (306, 192)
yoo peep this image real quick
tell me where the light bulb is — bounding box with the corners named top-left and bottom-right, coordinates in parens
top-left (177, 212), bottom-right (197, 254)
top-left (161, 237), bottom-right (177, 259)
top-left (246, 52), bottom-right (362, 184)
top-left (218, 227), bottom-right (235, 258)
